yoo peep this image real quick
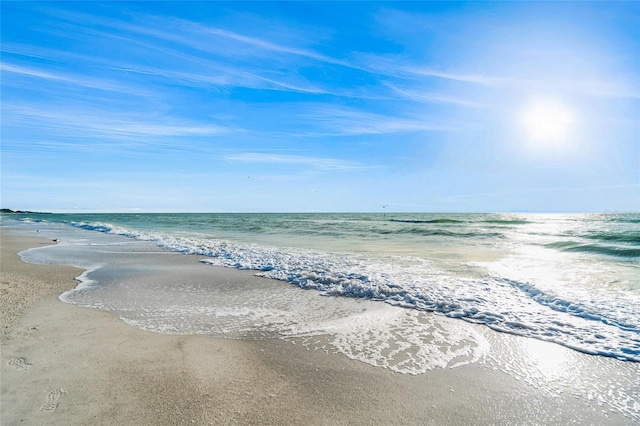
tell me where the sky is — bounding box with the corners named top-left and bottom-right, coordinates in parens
top-left (1, 1), bottom-right (639, 213)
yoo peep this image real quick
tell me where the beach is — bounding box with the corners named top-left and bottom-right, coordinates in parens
top-left (1, 229), bottom-right (637, 425)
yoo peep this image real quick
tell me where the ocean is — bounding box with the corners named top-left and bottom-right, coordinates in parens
top-left (2, 213), bottom-right (640, 362)
top-left (5, 212), bottom-right (638, 361)
top-left (4, 212), bottom-right (640, 419)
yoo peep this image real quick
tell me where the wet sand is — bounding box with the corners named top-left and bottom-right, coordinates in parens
top-left (1, 231), bottom-right (635, 425)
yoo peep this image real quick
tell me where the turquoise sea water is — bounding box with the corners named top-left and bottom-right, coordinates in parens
top-left (5, 212), bottom-right (639, 365)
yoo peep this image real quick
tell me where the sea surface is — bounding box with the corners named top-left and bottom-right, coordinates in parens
top-left (4, 212), bottom-right (640, 419)
top-left (2, 213), bottom-right (640, 364)
top-left (5, 212), bottom-right (639, 361)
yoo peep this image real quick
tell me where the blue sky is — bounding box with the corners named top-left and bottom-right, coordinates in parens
top-left (2, 1), bottom-right (638, 213)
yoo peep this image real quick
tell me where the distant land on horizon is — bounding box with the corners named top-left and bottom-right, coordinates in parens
top-left (0, 208), bottom-right (50, 214)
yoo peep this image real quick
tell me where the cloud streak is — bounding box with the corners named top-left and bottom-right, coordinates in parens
top-left (299, 106), bottom-right (452, 136)
top-left (2, 104), bottom-right (232, 154)
top-left (224, 153), bottom-right (378, 171)
top-left (391, 64), bottom-right (640, 100)
top-left (383, 82), bottom-right (495, 109)
top-left (1, 62), bottom-right (149, 96)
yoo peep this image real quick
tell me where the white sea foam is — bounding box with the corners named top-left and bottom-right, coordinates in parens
top-left (284, 304), bottom-right (490, 374)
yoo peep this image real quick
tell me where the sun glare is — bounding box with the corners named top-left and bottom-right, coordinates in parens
top-left (520, 99), bottom-right (574, 148)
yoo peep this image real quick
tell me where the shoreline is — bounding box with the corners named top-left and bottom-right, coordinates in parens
top-left (1, 230), bottom-right (636, 425)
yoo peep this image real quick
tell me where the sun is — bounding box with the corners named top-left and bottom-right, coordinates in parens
top-left (520, 98), bottom-right (574, 147)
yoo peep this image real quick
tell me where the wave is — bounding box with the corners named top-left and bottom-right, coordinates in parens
top-left (480, 219), bottom-right (532, 225)
top-left (399, 229), bottom-right (505, 238)
top-left (546, 241), bottom-right (640, 258)
top-left (580, 232), bottom-right (640, 245)
top-left (18, 217), bottom-right (49, 224)
top-left (390, 218), bottom-right (463, 224)
top-left (386, 219), bottom-right (506, 238)
top-left (605, 215), bottom-right (640, 224)
top-left (390, 218), bottom-right (531, 225)
top-left (508, 279), bottom-right (639, 333)
top-left (260, 268), bottom-right (640, 363)
top-left (381, 227), bottom-right (504, 238)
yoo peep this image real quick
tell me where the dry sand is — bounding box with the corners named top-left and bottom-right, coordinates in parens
top-left (1, 231), bottom-right (634, 425)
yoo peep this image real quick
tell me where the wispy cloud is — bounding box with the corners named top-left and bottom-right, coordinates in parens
top-left (23, 4), bottom-right (640, 106)
top-left (34, 7), bottom-right (383, 100)
top-left (3, 44), bottom-right (329, 98)
top-left (177, 19), bottom-right (353, 68)
top-left (224, 153), bottom-right (378, 171)
top-left (393, 64), bottom-right (640, 100)
top-left (383, 82), bottom-right (495, 109)
top-left (355, 50), bottom-right (640, 100)
top-left (300, 106), bottom-right (452, 136)
top-left (2, 104), bottom-right (231, 150)
top-left (112, 64), bottom-right (329, 95)
top-left (1, 62), bottom-right (149, 96)
top-left (105, 11), bottom-right (357, 69)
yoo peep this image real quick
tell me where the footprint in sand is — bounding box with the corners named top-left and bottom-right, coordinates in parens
top-left (7, 357), bottom-right (31, 370)
top-left (39, 388), bottom-right (66, 413)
